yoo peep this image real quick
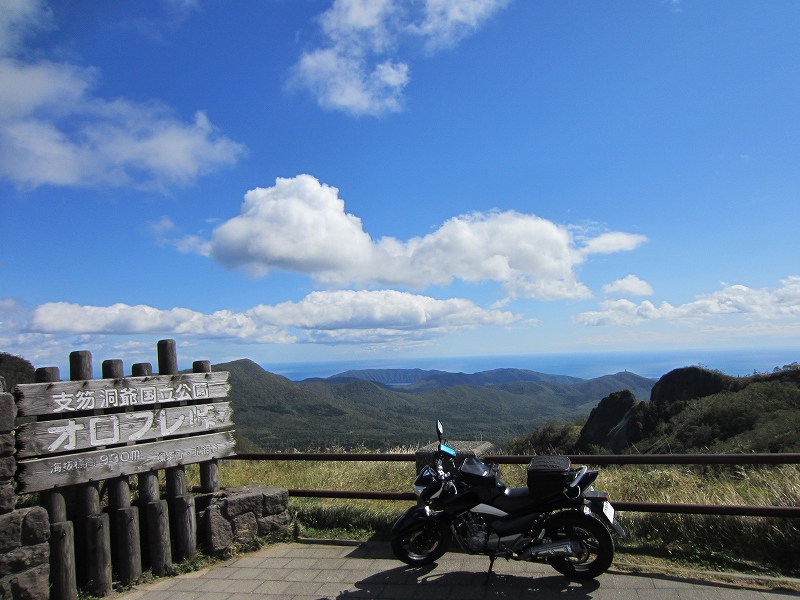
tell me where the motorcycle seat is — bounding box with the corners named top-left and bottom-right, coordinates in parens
top-left (493, 486), bottom-right (534, 513)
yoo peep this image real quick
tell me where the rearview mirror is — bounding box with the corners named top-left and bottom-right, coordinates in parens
top-left (436, 420), bottom-right (443, 442)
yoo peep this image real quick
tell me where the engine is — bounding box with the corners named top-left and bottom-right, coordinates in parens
top-left (453, 513), bottom-right (489, 553)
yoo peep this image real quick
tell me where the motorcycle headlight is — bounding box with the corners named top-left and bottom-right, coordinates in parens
top-left (413, 465), bottom-right (439, 498)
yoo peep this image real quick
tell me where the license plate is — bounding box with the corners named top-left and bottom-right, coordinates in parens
top-left (603, 501), bottom-right (615, 523)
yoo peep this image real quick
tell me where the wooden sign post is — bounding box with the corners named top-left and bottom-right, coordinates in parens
top-left (15, 373), bottom-right (234, 493)
top-left (13, 340), bottom-right (236, 597)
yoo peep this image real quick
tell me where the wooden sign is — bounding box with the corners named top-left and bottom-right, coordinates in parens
top-left (16, 431), bottom-right (236, 494)
top-left (15, 372), bottom-right (230, 417)
top-left (16, 402), bottom-right (234, 458)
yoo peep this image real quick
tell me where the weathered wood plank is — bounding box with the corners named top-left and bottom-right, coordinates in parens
top-left (15, 372), bottom-right (230, 417)
top-left (16, 431), bottom-right (236, 493)
top-left (16, 402), bottom-right (234, 458)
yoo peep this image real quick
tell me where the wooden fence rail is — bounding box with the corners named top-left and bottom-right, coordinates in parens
top-left (226, 452), bottom-right (800, 519)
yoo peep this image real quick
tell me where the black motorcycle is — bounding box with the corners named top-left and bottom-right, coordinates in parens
top-left (391, 421), bottom-right (624, 581)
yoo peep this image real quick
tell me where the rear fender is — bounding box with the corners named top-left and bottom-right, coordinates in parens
top-left (584, 491), bottom-right (625, 537)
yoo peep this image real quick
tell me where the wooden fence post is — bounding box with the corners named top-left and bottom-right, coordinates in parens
top-left (157, 339), bottom-right (178, 378)
top-left (109, 476), bottom-right (142, 584)
top-left (66, 358), bottom-right (121, 595)
top-left (131, 363), bottom-right (152, 377)
top-left (79, 483), bottom-right (111, 597)
top-left (170, 495), bottom-right (197, 562)
top-left (138, 471), bottom-right (172, 575)
top-left (38, 366), bottom-right (78, 600)
top-left (69, 351), bottom-right (92, 381)
top-left (194, 361), bottom-right (220, 493)
top-left (158, 340), bottom-right (197, 562)
top-left (101, 359), bottom-right (123, 380)
top-left (146, 500), bottom-right (172, 576)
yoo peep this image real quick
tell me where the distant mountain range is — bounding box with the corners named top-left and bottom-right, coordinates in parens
top-left (216, 361), bottom-right (655, 451)
top-left (316, 368), bottom-right (584, 391)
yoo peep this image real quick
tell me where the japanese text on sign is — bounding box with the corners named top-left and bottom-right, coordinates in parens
top-left (17, 403), bottom-right (234, 458)
top-left (51, 382), bottom-right (210, 412)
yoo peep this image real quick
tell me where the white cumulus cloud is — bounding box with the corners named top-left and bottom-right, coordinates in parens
top-left (0, 0), bottom-right (244, 190)
top-left (182, 174), bottom-right (646, 300)
top-left (603, 275), bottom-right (654, 297)
top-left (29, 302), bottom-right (291, 342)
top-left (575, 277), bottom-right (800, 326)
top-left (26, 290), bottom-right (521, 346)
top-left (290, 0), bottom-right (510, 116)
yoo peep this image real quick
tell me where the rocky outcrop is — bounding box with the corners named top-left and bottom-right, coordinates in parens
top-left (197, 485), bottom-right (290, 555)
top-left (577, 390), bottom-right (642, 453)
top-left (574, 366), bottom-right (780, 453)
top-left (650, 367), bottom-right (732, 414)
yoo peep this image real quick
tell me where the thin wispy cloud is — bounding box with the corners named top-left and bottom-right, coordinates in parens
top-left (0, 0), bottom-right (53, 56)
top-left (124, 0), bottom-right (203, 42)
top-left (172, 174), bottom-right (646, 300)
top-left (289, 0), bottom-right (511, 116)
top-left (574, 277), bottom-right (800, 326)
top-left (0, 0), bottom-right (244, 190)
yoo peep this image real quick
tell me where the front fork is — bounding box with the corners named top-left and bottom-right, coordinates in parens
top-left (392, 505), bottom-right (448, 538)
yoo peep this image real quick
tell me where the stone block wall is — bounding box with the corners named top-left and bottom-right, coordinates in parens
top-left (196, 485), bottom-right (290, 555)
top-left (0, 378), bottom-right (50, 600)
top-left (415, 440), bottom-right (494, 473)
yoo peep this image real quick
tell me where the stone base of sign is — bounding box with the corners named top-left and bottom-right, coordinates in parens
top-left (415, 440), bottom-right (494, 474)
top-left (0, 508), bottom-right (50, 600)
top-left (0, 384), bottom-right (49, 600)
top-left (197, 485), bottom-right (289, 555)
top-left (0, 394), bottom-right (15, 433)
top-left (0, 485), bottom-right (13, 515)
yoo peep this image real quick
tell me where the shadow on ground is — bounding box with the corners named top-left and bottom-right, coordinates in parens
top-left (334, 563), bottom-right (601, 599)
top-left (323, 541), bottom-right (800, 599)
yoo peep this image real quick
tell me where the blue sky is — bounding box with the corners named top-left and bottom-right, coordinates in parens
top-left (2, 0), bottom-right (799, 374)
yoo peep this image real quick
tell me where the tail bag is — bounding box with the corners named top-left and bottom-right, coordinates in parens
top-left (527, 456), bottom-right (571, 500)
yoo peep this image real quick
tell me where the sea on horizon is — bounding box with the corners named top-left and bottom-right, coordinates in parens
top-left (265, 347), bottom-right (800, 382)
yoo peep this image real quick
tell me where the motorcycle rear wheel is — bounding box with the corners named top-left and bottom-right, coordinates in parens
top-left (544, 513), bottom-right (614, 580)
top-left (391, 521), bottom-right (452, 565)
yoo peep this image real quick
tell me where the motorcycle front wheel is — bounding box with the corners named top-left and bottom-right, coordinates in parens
top-left (544, 512), bottom-right (614, 580)
top-left (391, 520), bottom-right (452, 565)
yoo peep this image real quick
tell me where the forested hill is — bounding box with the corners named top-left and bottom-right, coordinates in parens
top-left (213, 359), bottom-right (655, 451)
top-left (322, 368), bottom-right (585, 392)
top-left (0, 353), bottom-right (34, 391)
top-left (507, 365), bottom-right (800, 455)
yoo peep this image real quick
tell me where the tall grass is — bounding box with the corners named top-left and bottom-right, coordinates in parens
top-left (191, 455), bottom-right (800, 577)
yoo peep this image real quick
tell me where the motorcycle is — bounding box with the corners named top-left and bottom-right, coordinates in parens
top-left (391, 421), bottom-right (624, 581)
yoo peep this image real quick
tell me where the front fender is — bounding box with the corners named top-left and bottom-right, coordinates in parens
top-left (391, 506), bottom-right (443, 537)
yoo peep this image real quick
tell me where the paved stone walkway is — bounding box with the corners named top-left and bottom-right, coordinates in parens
top-left (120, 541), bottom-right (800, 600)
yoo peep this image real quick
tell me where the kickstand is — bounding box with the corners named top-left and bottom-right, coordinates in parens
top-left (484, 555), bottom-right (496, 586)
